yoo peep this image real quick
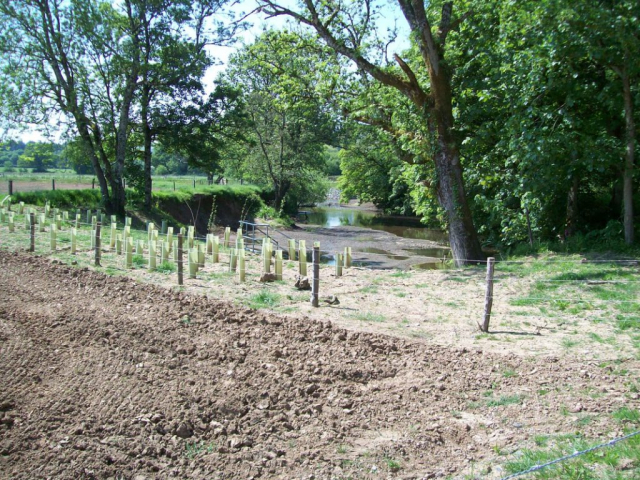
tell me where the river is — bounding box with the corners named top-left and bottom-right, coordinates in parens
top-left (302, 206), bottom-right (451, 269)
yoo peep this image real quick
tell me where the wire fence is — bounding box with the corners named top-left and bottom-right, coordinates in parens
top-left (1, 202), bottom-right (640, 479)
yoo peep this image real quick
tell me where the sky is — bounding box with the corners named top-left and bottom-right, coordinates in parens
top-left (16, 0), bottom-right (409, 143)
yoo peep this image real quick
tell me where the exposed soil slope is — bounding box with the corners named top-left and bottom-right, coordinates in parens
top-left (0, 251), bottom-right (636, 479)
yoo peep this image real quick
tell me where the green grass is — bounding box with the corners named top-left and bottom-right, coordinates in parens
top-left (359, 285), bottom-right (379, 294)
top-left (502, 409), bottom-right (640, 480)
top-left (384, 457), bottom-right (401, 472)
top-left (157, 261), bottom-right (176, 274)
top-left (184, 441), bottom-right (215, 459)
top-left (613, 407), bottom-right (640, 424)
top-left (132, 254), bottom-right (146, 267)
top-left (247, 290), bottom-right (280, 310)
top-left (350, 311), bottom-right (386, 323)
top-left (486, 395), bottom-right (523, 407)
top-left (390, 270), bottom-right (411, 279)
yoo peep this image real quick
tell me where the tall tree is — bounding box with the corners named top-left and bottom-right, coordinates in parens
top-left (221, 31), bottom-right (336, 211)
top-left (135, 0), bottom-right (240, 208)
top-left (0, 0), bottom-right (141, 214)
top-left (258, 0), bottom-right (484, 264)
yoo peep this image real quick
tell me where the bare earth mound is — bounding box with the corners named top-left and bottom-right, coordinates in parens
top-left (0, 251), bottom-right (636, 479)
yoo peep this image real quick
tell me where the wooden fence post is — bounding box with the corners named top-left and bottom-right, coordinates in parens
top-left (311, 245), bottom-right (319, 307)
top-left (8, 180), bottom-right (12, 196)
top-left (52, 179), bottom-right (55, 191)
top-left (481, 257), bottom-right (496, 332)
top-left (29, 212), bottom-right (35, 252)
top-left (95, 222), bottom-right (101, 266)
top-left (92, 178), bottom-right (95, 189)
top-left (177, 233), bottom-right (184, 285)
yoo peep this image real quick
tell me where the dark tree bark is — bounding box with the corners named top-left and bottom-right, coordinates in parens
top-left (622, 68), bottom-right (635, 244)
top-left (141, 83), bottom-right (153, 210)
top-left (565, 174), bottom-right (579, 238)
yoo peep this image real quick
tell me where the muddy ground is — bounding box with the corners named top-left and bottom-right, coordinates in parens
top-left (0, 251), bottom-right (638, 479)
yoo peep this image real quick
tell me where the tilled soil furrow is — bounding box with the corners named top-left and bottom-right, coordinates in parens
top-left (0, 251), bottom-right (638, 479)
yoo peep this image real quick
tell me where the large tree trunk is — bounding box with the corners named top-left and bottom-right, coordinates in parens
top-left (141, 84), bottom-right (153, 210)
top-left (566, 174), bottom-right (579, 237)
top-left (622, 70), bottom-right (635, 244)
top-left (73, 116), bottom-right (113, 211)
top-left (435, 141), bottom-right (484, 265)
top-left (429, 62), bottom-right (484, 266)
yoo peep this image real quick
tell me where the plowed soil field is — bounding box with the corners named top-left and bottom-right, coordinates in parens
top-left (0, 251), bottom-right (637, 479)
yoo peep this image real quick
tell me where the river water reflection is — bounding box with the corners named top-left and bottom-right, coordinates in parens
top-left (307, 207), bottom-right (451, 268)
top-left (307, 207), bottom-right (448, 242)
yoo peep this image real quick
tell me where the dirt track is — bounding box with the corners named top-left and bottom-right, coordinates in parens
top-left (0, 251), bottom-right (637, 479)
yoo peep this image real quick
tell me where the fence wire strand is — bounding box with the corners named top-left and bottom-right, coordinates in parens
top-left (499, 429), bottom-right (640, 480)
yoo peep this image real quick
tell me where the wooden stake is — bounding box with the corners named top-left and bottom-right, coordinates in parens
top-left (95, 222), bottom-right (101, 266)
top-left (481, 257), bottom-right (496, 332)
top-left (177, 233), bottom-right (184, 285)
top-left (311, 245), bottom-right (319, 307)
top-left (29, 212), bottom-right (35, 252)
top-left (336, 253), bottom-right (343, 277)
